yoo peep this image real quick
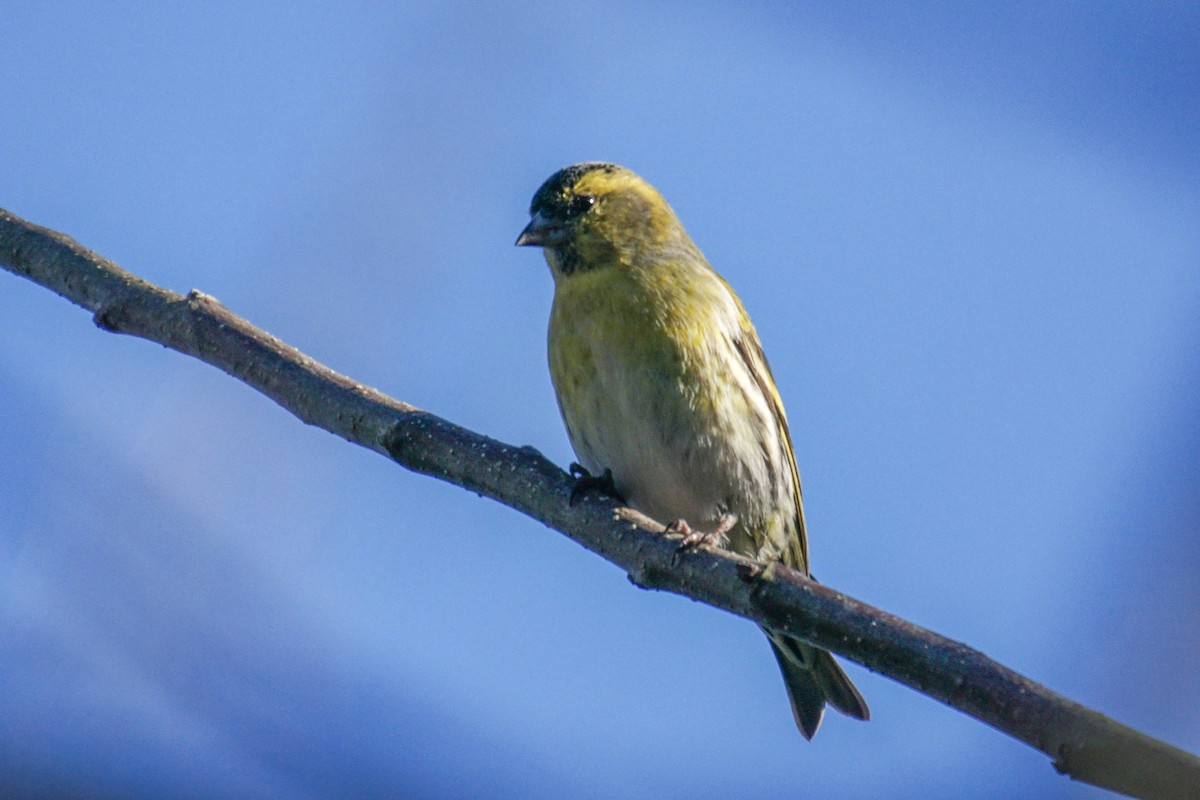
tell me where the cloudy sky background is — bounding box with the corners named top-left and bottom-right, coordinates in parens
top-left (2, 3), bottom-right (1198, 798)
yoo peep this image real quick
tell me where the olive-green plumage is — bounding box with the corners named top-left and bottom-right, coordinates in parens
top-left (517, 162), bottom-right (868, 739)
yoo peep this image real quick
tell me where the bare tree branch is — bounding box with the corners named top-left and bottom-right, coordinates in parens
top-left (2, 206), bottom-right (1197, 800)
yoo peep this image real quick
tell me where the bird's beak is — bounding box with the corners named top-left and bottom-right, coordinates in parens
top-left (515, 212), bottom-right (562, 247)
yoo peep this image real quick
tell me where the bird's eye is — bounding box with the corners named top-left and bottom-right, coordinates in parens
top-left (566, 194), bottom-right (596, 217)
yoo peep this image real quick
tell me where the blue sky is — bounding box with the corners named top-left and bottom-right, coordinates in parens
top-left (2, 3), bottom-right (1198, 798)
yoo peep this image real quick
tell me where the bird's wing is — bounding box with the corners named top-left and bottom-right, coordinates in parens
top-left (731, 319), bottom-right (810, 574)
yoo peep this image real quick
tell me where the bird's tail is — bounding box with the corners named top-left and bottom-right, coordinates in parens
top-left (765, 628), bottom-right (869, 740)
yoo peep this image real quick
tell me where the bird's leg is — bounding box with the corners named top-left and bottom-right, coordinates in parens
top-left (568, 463), bottom-right (625, 506)
top-left (669, 512), bottom-right (737, 551)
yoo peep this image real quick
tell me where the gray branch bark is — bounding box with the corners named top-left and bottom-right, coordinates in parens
top-left (2, 207), bottom-right (1197, 800)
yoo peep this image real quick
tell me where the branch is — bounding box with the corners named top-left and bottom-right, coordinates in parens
top-left (2, 207), bottom-right (1196, 800)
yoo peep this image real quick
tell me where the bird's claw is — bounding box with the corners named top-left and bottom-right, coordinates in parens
top-left (667, 519), bottom-right (707, 550)
top-left (668, 512), bottom-right (736, 552)
top-left (568, 463), bottom-right (624, 506)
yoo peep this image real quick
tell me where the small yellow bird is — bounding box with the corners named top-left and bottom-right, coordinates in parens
top-left (516, 162), bottom-right (868, 739)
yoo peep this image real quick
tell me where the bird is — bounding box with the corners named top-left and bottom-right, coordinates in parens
top-left (515, 162), bottom-right (869, 739)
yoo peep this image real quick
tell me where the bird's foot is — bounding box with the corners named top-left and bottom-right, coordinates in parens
top-left (568, 463), bottom-right (625, 506)
top-left (668, 512), bottom-right (736, 551)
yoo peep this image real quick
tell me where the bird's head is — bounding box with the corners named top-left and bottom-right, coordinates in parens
top-left (516, 162), bottom-right (689, 278)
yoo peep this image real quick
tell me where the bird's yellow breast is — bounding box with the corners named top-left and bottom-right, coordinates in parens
top-left (548, 262), bottom-right (716, 436)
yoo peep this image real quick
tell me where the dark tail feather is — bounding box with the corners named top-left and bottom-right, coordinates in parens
top-left (765, 628), bottom-right (869, 740)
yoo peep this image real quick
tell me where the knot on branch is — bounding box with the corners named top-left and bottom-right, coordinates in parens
top-left (382, 412), bottom-right (449, 476)
top-left (93, 305), bottom-right (120, 331)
